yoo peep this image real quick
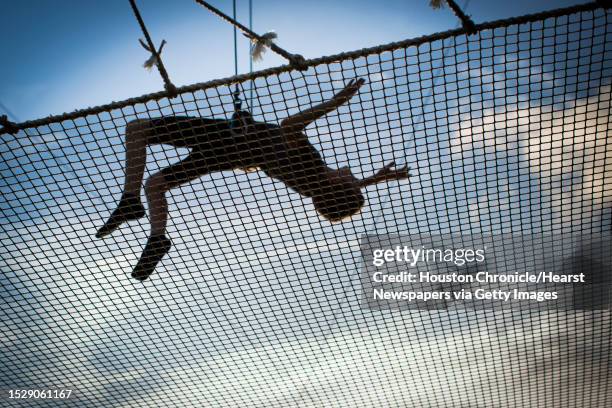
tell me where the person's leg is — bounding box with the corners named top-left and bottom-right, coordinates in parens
top-left (123, 120), bottom-right (151, 196)
top-left (96, 120), bottom-right (150, 238)
top-left (132, 152), bottom-right (210, 281)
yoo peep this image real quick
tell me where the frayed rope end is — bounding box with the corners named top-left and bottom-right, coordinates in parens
top-left (248, 31), bottom-right (277, 62)
top-left (430, 0), bottom-right (445, 9)
top-left (140, 39), bottom-right (167, 71)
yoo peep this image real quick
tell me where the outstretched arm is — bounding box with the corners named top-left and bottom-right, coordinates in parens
top-left (359, 161), bottom-right (411, 188)
top-left (280, 78), bottom-right (366, 130)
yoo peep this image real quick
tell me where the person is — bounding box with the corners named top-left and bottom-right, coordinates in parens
top-left (96, 78), bottom-right (410, 281)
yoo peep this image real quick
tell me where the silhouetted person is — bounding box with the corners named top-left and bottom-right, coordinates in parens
top-left (96, 79), bottom-right (410, 281)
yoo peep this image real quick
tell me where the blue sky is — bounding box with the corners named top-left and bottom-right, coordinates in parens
top-left (0, 2), bottom-right (609, 407)
top-left (0, 0), bottom-right (590, 121)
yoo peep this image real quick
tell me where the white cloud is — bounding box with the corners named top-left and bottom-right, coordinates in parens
top-left (115, 311), bottom-right (610, 408)
top-left (451, 84), bottom-right (611, 227)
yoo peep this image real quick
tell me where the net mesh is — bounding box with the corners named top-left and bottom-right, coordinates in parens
top-left (1, 4), bottom-right (611, 407)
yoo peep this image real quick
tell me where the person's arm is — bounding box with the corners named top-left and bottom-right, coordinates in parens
top-left (358, 161), bottom-right (411, 188)
top-left (280, 78), bottom-right (366, 131)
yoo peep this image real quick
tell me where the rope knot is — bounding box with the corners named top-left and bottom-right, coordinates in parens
top-left (165, 83), bottom-right (179, 98)
top-left (139, 38), bottom-right (167, 71)
top-left (287, 54), bottom-right (308, 71)
top-left (431, 0), bottom-right (477, 35)
top-left (244, 30), bottom-right (308, 70)
top-left (247, 31), bottom-right (278, 62)
top-left (138, 38), bottom-right (178, 97)
top-left (130, 0), bottom-right (177, 98)
top-left (0, 115), bottom-right (19, 135)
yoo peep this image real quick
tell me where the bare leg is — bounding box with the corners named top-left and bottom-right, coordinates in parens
top-left (132, 152), bottom-right (209, 281)
top-left (123, 120), bottom-right (150, 195)
top-left (96, 120), bottom-right (149, 238)
top-left (144, 172), bottom-right (172, 237)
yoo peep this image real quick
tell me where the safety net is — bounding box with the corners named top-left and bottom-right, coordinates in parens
top-left (0, 2), bottom-right (610, 407)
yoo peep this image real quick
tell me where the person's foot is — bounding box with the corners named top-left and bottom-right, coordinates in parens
top-left (95, 194), bottom-right (145, 238)
top-left (131, 235), bottom-right (172, 281)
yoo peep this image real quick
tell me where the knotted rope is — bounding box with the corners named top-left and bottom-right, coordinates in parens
top-left (140, 39), bottom-right (167, 71)
top-left (194, 0), bottom-right (308, 70)
top-left (0, 114), bottom-right (19, 135)
top-left (5, 1), bottom-right (604, 132)
top-left (128, 0), bottom-right (178, 97)
top-left (431, 0), bottom-right (477, 34)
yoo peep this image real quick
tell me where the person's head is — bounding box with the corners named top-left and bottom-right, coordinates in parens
top-left (312, 162), bottom-right (412, 223)
top-left (312, 167), bottom-right (365, 222)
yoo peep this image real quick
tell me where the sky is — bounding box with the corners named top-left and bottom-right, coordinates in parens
top-left (0, 0), bottom-right (593, 121)
top-left (1, 1), bottom-right (610, 407)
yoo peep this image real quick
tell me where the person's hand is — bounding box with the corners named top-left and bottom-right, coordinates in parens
top-left (359, 161), bottom-right (412, 187)
top-left (332, 78), bottom-right (366, 103)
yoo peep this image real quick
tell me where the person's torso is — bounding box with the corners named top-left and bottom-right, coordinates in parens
top-left (148, 116), bottom-right (327, 195)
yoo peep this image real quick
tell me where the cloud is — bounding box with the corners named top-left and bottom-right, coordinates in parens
top-left (450, 83), bottom-right (611, 228)
top-left (1, 9), bottom-right (610, 406)
top-left (113, 311), bottom-right (610, 408)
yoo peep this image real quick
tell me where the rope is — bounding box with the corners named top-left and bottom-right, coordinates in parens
top-left (0, 114), bottom-right (19, 135)
top-left (2, 1), bottom-right (610, 402)
top-left (249, 0), bottom-right (253, 107)
top-left (128, 0), bottom-right (178, 97)
top-left (0, 101), bottom-right (20, 123)
top-left (233, 85), bottom-right (243, 111)
top-left (445, 0), bottom-right (476, 33)
top-left (194, 0), bottom-right (308, 70)
top-left (371, 0), bottom-right (471, 230)
top-left (5, 1), bottom-right (606, 133)
top-left (233, 0), bottom-right (239, 77)
top-left (231, 1), bottom-right (244, 113)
